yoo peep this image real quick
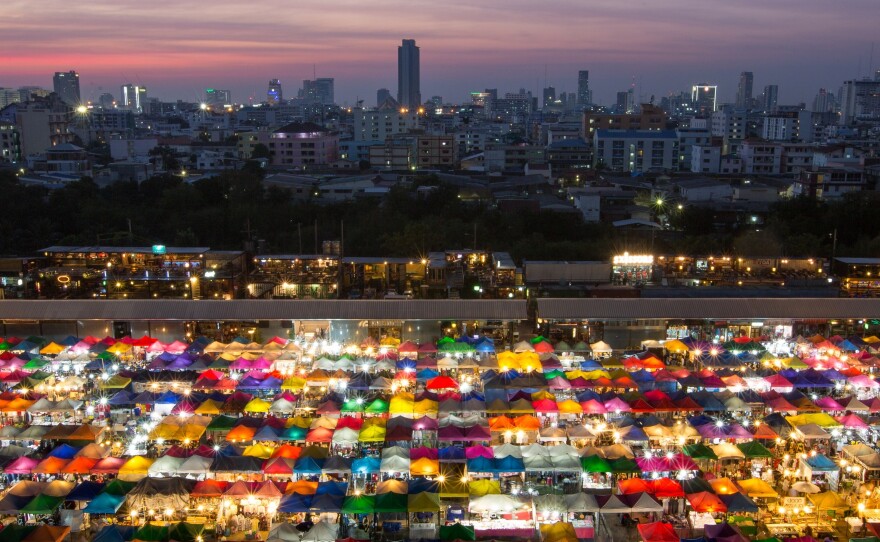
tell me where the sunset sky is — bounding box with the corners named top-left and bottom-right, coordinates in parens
top-left (3, 0), bottom-right (877, 106)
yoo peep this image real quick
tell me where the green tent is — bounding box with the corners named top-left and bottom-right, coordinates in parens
top-left (609, 457), bottom-right (640, 473)
top-left (374, 492), bottom-right (408, 513)
top-left (437, 337), bottom-right (455, 346)
top-left (208, 358), bottom-right (229, 370)
top-left (439, 523), bottom-right (475, 541)
top-left (168, 522), bottom-right (205, 542)
top-left (581, 455), bottom-right (612, 473)
top-left (23, 359), bottom-right (49, 371)
top-left (737, 441), bottom-right (773, 459)
top-left (0, 341), bottom-right (12, 351)
top-left (134, 523), bottom-right (170, 542)
top-left (682, 443), bottom-right (718, 460)
top-left (543, 370), bottom-right (566, 380)
top-left (103, 479), bottom-right (136, 496)
top-left (206, 414), bottom-right (238, 431)
top-left (95, 351), bottom-right (116, 361)
top-left (0, 525), bottom-right (36, 542)
top-left (751, 538), bottom-right (781, 542)
top-left (342, 494), bottom-right (376, 514)
top-left (530, 335), bottom-right (547, 344)
top-left (365, 398), bottom-right (389, 414)
top-left (341, 399), bottom-right (365, 413)
top-left (281, 426), bottom-right (308, 440)
top-left (20, 494), bottom-right (63, 514)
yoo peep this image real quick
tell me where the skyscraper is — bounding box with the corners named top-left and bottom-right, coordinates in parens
top-left (736, 71), bottom-right (753, 109)
top-left (300, 78), bottom-right (335, 104)
top-left (543, 86), bottom-right (556, 108)
top-left (267, 79), bottom-right (283, 105)
top-left (377, 88), bottom-right (392, 107)
top-left (397, 39), bottom-right (421, 110)
top-left (53, 71), bottom-right (81, 106)
top-left (120, 84), bottom-right (146, 112)
top-left (577, 70), bottom-right (592, 106)
top-left (691, 84), bottom-right (718, 115)
top-left (762, 85), bottom-right (778, 112)
top-left (812, 88), bottom-right (835, 113)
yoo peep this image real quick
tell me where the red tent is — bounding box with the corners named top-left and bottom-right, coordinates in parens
top-left (637, 522), bottom-right (679, 542)
top-left (132, 336), bottom-right (157, 347)
top-left (651, 478), bottom-right (684, 498)
top-left (618, 478), bottom-right (652, 494)
top-left (686, 491), bottom-right (727, 513)
top-left (426, 376), bottom-right (459, 390)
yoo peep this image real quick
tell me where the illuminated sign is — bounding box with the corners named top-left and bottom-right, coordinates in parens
top-left (57, 275), bottom-right (70, 284)
top-left (612, 252), bottom-right (654, 266)
top-left (152, 245), bottom-right (167, 255)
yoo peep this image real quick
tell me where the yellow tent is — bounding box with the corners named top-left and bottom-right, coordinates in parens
top-left (557, 400), bottom-right (583, 415)
top-left (496, 351), bottom-right (519, 370)
top-left (380, 337), bottom-right (400, 347)
top-left (468, 479), bottom-right (501, 496)
top-left (173, 424), bottom-right (206, 442)
top-left (149, 423), bottom-right (180, 441)
top-left (540, 522), bottom-right (578, 542)
top-left (358, 425), bottom-right (386, 442)
top-left (243, 443), bottom-right (275, 459)
top-left (708, 477), bottom-right (740, 495)
top-left (118, 456), bottom-right (154, 481)
top-left (39, 342), bottom-right (65, 356)
top-left (531, 390), bottom-right (556, 401)
top-left (808, 490), bottom-right (848, 510)
top-left (786, 413), bottom-right (842, 428)
top-left (243, 398), bottom-right (272, 413)
top-left (287, 416), bottom-right (313, 429)
top-left (99, 375), bottom-right (132, 389)
top-left (413, 399), bottom-right (438, 416)
top-left (736, 477), bottom-right (779, 498)
top-left (410, 457), bottom-right (440, 476)
top-left (106, 342), bottom-right (131, 355)
top-left (664, 339), bottom-right (690, 353)
top-left (194, 399), bottom-right (222, 415)
top-left (389, 393), bottom-right (415, 415)
top-left (281, 377), bottom-right (307, 390)
top-left (517, 352), bottom-right (541, 371)
top-left (580, 369), bottom-right (612, 380)
top-left (863, 336), bottom-right (880, 344)
top-left (408, 492), bottom-right (441, 512)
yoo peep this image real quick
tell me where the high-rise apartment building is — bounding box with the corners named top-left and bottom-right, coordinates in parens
top-left (543, 86), bottom-right (556, 108)
top-left (397, 39), bottom-right (421, 110)
top-left (577, 70), bottom-right (592, 106)
top-left (205, 88), bottom-right (231, 107)
top-left (53, 71), bottom-right (81, 106)
top-left (812, 88), bottom-right (836, 113)
top-left (267, 79), bottom-right (283, 105)
top-left (691, 84), bottom-right (718, 115)
top-left (300, 78), bottom-right (335, 104)
top-left (736, 72), bottom-right (753, 109)
top-left (120, 84), bottom-right (146, 113)
top-left (838, 79), bottom-right (880, 125)
top-left (761, 85), bottom-right (778, 112)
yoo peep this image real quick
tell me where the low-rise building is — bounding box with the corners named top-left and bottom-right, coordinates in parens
top-left (593, 129), bottom-right (679, 173)
top-left (269, 122), bottom-right (337, 168)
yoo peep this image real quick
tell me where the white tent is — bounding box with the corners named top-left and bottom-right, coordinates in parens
top-left (331, 427), bottom-right (359, 446)
top-left (176, 454), bottom-right (213, 475)
top-left (469, 494), bottom-right (522, 513)
top-left (589, 341), bottom-right (613, 354)
top-left (795, 423), bottom-right (830, 440)
top-left (301, 522), bottom-right (339, 542)
top-left (711, 442), bottom-right (746, 460)
top-left (538, 427), bottom-right (567, 442)
top-left (147, 455), bottom-right (185, 476)
top-left (564, 492), bottom-right (600, 512)
top-left (550, 455), bottom-right (581, 472)
top-left (548, 444), bottom-right (579, 457)
top-left (379, 455), bottom-right (411, 473)
top-left (524, 454), bottom-right (554, 471)
top-left (493, 443), bottom-right (523, 458)
top-left (513, 341), bottom-right (535, 353)
top-left (627, 492), bottom-right (663, 513)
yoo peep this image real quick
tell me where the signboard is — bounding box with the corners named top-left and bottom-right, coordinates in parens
top-left (781, 496), bottom-right (806, 508)
top-left (152, 245), bottom-right (167, 255)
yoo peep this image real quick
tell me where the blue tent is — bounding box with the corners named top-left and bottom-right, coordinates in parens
top-left (107, 391), bottom-right (135, 406)
top-left (475, 342), bottom-right (495, 353)
top-left (408, 478), bottom-right (439, 494)
top-left (416, 368), bottom-right (439, 380)
top-left (84, 492), bottom-right (126, 514)
top-left (49, 443), bottom-right (80, 459)
top-left (497, 455), bottom-right (525, 473)
top-left (838, 339), bottom-right (860, 351)
top-left (352, 457), bottom-right (381, 474)
top-left (66, 481), bottom-right (105, 501)
top-left (806, 453), bottom-right (839, 471)
top-left (718, 492), bottom-right (759, 513)
top-left (278, 493), bottom-right (312, 512)
top-left (396, 358), bottom-right (417, 370)
top-left (438, 446), bottom-right (465, 462)
top-left (293, 457), bottom-right (325, 474)
top-left (93, 525), bottom-right (136, 542)
top-left (466, 456), bottom-right (496, 473)
top-left (309, 493), bottom-right (343, 512)
top-left (59, 336), bottom-right (80, 347)
top-left (316, 481), bottom-right (348, 496)
top-left (155, 391), bottom-right (181, 404)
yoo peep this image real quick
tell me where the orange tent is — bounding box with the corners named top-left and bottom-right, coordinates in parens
top-left (287, 480), bottom-right (318, 495)
top-left (708, 477), bottom-right (739, 495)
top-left (686, 491), bottom-right (727, 513)
top-left (514, 415), bottom-right (541, 430)
top-left (271, 444), bottom-right (303, 459)
top-left (618, 477), bottom-right (652, 494)
top-left (33, 456), bottom-right (70, 475)
top-left (488, 416), bottom-right (515, 431)
top-left (410, 457), bottom-right (440, 476)
top-left (61, 456), bottom-right (99, 474)
top-left (225, 425), bottom-right (257, 442)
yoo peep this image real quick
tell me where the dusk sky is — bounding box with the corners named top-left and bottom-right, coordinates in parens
top-left (4, 0), bottom-right (878, 106)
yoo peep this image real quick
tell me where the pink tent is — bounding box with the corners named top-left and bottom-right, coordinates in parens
top-left (603, 397), bottom-right (632, 413)
top-left (465, 445), bottom-right (493, 459)
top-left (848, 374), bottom-right (880, 388)
top-left (836, 413), bottom-right (869, 429)
top-left (4, 456), bottom-right (38, 474)
top-left (814, 397), bottom-right (844, 411)
top-left (764, 374), bottom-right (794, 390)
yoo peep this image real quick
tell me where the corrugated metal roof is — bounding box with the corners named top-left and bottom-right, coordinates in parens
top-left (0, 300), bottom-right (527, 322)
top-left (536, 298), bottom-right (880, 320)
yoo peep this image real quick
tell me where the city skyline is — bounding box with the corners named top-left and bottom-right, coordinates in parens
top-left (3, 0), bottom-right (878, 106)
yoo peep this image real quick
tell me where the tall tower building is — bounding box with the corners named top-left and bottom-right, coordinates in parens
top-left (267, 79), bottom-right (283, 105)
top-left (300, 78), bottom-right (335, 104)
top-left (53, 71), bottom-right (81, 106)
top-left (543, 86), bottom-right (556, 108)
top-left (736, 71), bottom-right (753, 109)
top-left (691, 84), bottom-right (718, 115)
top-left (762, 85), bottom-right (778, 112)
top-left (120, 84), bottom-right (146, 113)
top-left (397, 39), bottom-right (421, 110)
top-left (377, 88), bottom-right (392, 107)
top-left (577, 70), bottom-right (592, 106)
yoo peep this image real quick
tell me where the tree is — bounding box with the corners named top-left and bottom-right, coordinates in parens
top-left (250, 143), bottom-right (270, 160)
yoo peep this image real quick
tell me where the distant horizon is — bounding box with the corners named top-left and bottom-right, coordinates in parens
top-left (4, 0), bottom-right (878, 106)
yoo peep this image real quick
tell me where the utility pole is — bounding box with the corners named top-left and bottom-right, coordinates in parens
top-left (314, 219), bottom-right (318, 255)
